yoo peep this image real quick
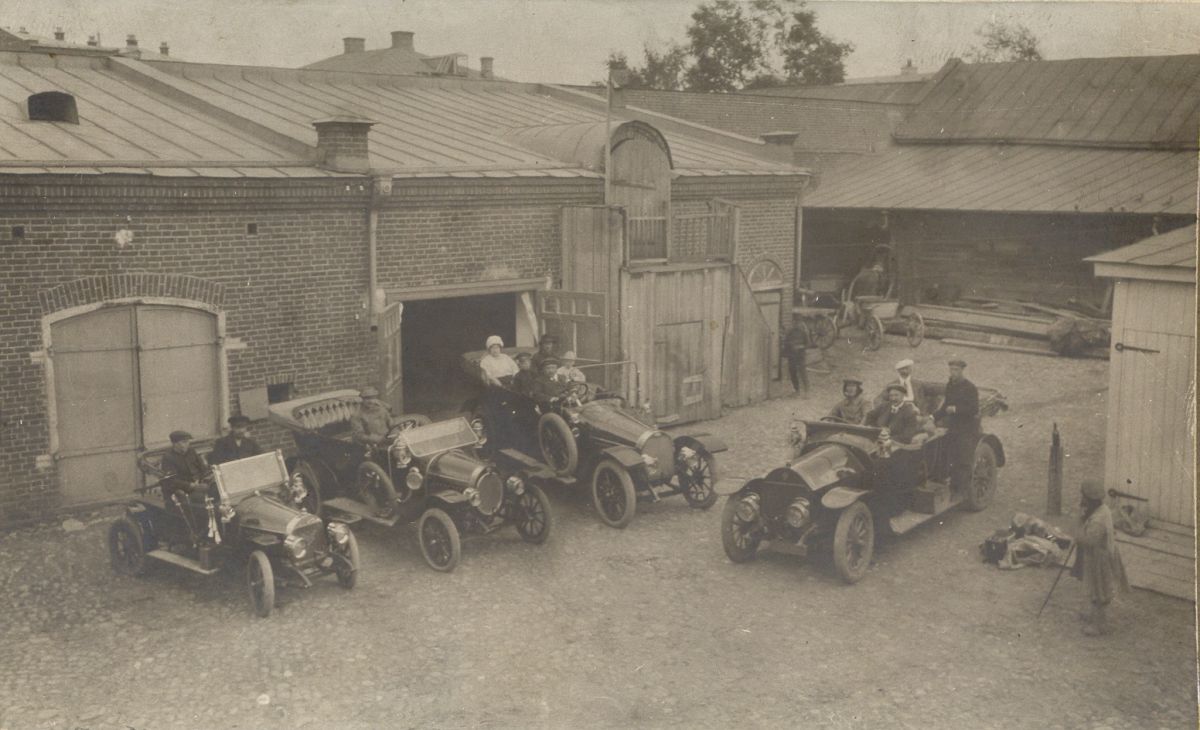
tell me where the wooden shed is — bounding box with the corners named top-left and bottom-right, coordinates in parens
top-left (1087, 224), bottom-right (1197, 600)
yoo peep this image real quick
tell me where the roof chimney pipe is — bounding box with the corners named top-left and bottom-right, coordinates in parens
top-left (160, 41), bottom-right (170, 56)
top-left (480, 56), bottom-right (494, 79)
top-left (126, 34), bottom-right (138, 48)
top-left (313, 115), bottom-right (377, 173)
top-left (390, 30), bottom-right (414, 51)
top-left (54, 27), bottom-right (65, 41)
top-left (87, 35), bottom-right (98, 47)
top-left (343, 37), bottom-right (365, 54)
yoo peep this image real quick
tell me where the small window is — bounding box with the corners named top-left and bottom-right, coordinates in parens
top-left (246, 223), bottom-right (258, 236)
top-left (11, 225), bottom-right (25, 239)
top-left (267, 382), bottom-right (293, 404)
top-left (28, 92), bottom-right (79, 124)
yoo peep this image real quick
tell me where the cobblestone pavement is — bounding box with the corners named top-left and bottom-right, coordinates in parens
top-left (1, 338), bottom-right (1195, 729)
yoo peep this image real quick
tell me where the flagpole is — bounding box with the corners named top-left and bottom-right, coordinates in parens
top-left (604, 70), bottom-right (613, 204)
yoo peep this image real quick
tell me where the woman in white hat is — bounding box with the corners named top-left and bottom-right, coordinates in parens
top-left (479, 335), bottom-right (520, 387)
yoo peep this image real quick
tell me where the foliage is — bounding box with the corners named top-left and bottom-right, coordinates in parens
top-left (966, 19), bottom-right (1043, 63)
top-left (603, 0), bottom-right (852, 92)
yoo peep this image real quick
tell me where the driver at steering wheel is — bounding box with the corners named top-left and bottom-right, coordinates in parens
top-left (351, 386), bottom-right (398, 447)
top-left (530, 357), bottom-right (570, 409)
top-left (160, 430), bottom-right (211, 503)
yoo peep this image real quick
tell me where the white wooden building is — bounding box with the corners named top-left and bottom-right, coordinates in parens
top-left (1087, 224), bottom-right (1197, 601)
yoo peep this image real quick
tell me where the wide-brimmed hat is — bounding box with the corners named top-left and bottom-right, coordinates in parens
top-left (485, 335), bottom-right (504, 349)
top-left (562, 350), bottom-right (577, 361)
top-left (169, 430), bottom-right (193, 443)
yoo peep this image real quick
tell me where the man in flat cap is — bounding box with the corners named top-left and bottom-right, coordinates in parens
top-left (1071, 479), bottom-right (1129, 636)
top-left (159, 430), bottom-right (210, 503)
top-left (933, 358), bottom-right (980, 491)
top-left (351, 386), bottom-right (397, 446)
top-left (828, 378), bottom-right (868, 425)
top-left (867, 383), bottom-right (922, 444)
top-left (781, 321), bottom-right (810, 395)
top-left (530, 357), bottom-right (570, 409)
top-left (530, 334), bottom-right (560, 375)
top-left (512, 351), bottom-right (537, 396)
top-left (209, 415), bottom-right (262, 465)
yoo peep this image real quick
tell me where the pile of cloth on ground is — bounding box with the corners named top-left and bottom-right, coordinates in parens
top-left (980, 513), bottom-right (1074, 570)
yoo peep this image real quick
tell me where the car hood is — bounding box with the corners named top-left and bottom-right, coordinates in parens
top-left (577, 400), bottom-right (654, 444)
top-left (789, 443), bottom-right (867, 493)
top-left (231, 491), bottom-right (306, 534)
top-left (426, 448), bottom-right (488, 486)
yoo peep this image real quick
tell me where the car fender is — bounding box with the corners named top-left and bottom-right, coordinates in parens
top-left (674, 433), bottom-right (727, 455)
top-left (980, 434), bottom-right (1006, 467)
top-left (428, 489), bottom-right (470, 506)
top-left (599, 444), bottom-right (644, 471)
top-left (821, 486), bottom-right (870, 510)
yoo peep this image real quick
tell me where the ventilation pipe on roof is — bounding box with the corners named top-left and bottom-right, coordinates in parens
top-left (313, 115), bottom-right (376, 173)
top-left (126, 34), bottom-right (138, 48)
top-left (900, 59), bottom-right (918, 75)
top-left (390, 31), bottom-right (414, 51)
top-left (53, 28), bottom-right (65, 41)
top-left (343, 37), bottom-right (365, 54)
top-left (87, 35), bottom-right (98, 47)
top-left (160, 42), bottom-right (169, 57)
top-left (480, 57), bottom-right (494, 79)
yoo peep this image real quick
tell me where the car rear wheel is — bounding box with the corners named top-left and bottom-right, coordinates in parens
top-left (905, 311), bottom-right (926, 348)
top-left (108, 517), bottom-right (147, 577)
top-left (964, 442), bottom-right (999, 512)
top-left (721, 495), bottom-right (761, 563)
top-left (591, 458), bottom-right (637, 529)
top-left (538, 413), bottom-right (579, 477)
top-left (417, 508), bottom-right (461, 572)
top-left (335, 529), bottom-right (360, 589)
top-left (678, 448), bottom-right (718, 510)
top-left (292, 460), bottom-right (324, 516)
top-left (832, 501), bottom-right (874, 584)
top-left (864, 314), bottom-right (884, 351)
top-left (513, 484), bottom-right (554, 545)
top-left (357, 461), bottom-right (398, 518)
top-left (246, 550), bottom-right (275, 618)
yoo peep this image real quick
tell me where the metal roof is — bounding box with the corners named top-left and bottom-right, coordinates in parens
top-left (742, 75), bottom-right (933, 105)
top-left (1086, 224), bottom-right (1196, 269)
top-left (896, 55), bottom-right (1200, 149)
top-left (805, 143), bottom-right (1198, 215)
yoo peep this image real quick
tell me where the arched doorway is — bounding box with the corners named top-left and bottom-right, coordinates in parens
top-left (48, 303), bottom-right (222, 505)
top-left (747, 259), bottom-right (786, 381)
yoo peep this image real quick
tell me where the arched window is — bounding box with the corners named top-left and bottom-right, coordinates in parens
top-left (28, 91), bottom-right (78, 124)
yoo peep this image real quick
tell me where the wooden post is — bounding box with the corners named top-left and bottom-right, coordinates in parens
top-left (1047, 422), bottom-right (1063, 515)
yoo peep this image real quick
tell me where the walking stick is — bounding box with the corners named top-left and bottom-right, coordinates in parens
top-left (1037, 543), bottom-right (1076, 618)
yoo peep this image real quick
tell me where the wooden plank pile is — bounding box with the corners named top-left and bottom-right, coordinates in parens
top-left (911, 297), bottom-right (1111, 358)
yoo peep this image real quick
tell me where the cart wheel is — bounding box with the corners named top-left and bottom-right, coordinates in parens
top-left (335, 528), bottom-right (360, 589)
top-left (537, 412), bottom-right (579, 477)
top-left (813, 314), bottom-right (838, 350)
top-left (417, 508), bottom-right (461, 572)
top-left (963, 442), bottom-right (999, 512)
top-left (108, 517), bottom-right (147, 577)
top-left (357, 461), bottom-right (398, 517)
top-left (905, 311), bottom-right (926, 348)
top-left (292, 460), bottom-right (324, 516)
top-left (591, 457), bottom-right (637, 529)
top-left (678, 448), bottom-right (718, 509)
top-left (832, 501), bottom-right (874, 584)
top-left (246, 550), bottom-right (275, 618)
top-left (513, 484), bottom-right (554, 544)
top-left (721, 494), bottom-right (762, 563)
top-left (864, 314), bottom-right (884, 351)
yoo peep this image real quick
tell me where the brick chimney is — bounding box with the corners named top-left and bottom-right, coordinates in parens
top-left (126, 34), bottom-right (138, 49)
top-left (480, 56), bottom-right (494, 79)
top-left (53, 27), bottom-right (65, 41)
top-left (160, 41), bottom-right (169, 56)
top-left (313, 115), bottom-right (376, 173)
top-left (343, 37), bottom-right (365, 54)
top-left (87, 35), bottom-right (98, 47)
top-left (390, 30), bottom-right (414, 51)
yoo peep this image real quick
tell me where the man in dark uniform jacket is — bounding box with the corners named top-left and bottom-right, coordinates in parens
top-left (933, 358), bottom-right (980, 490)
top-left (867, 384), bottom-right (922, 444)
top-left (530, 357), bottom-right (568, 408)
top-left (160, 431), bottom-right (209, 500)
top-left (781, 321), bottom-right (810, 394)
top-left (209, 415), bottom-right (262, 465)
top-left (530, 334), bottom-right (559, 375)
top-left (512, 352), bottom-right (537, 396)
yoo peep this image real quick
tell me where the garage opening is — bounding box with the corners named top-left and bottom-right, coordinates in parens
top-left (401, 293), bottom-right (517, 418)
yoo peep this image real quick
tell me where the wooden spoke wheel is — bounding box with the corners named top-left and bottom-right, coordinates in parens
top-left (864, 314), bottom-right (884, 351)
top-left (812, 314), bottom-right (838, 350)
top-left (417, 508), bottom-right (461, 572)
top-left (537, 412), bottom-right (579, 477)
top-left (720, 495), bottom-right (762, 563)
top-left (590, 458), bottom-right (637, 529)
top-left (108, 517), bottom-right (148, 577)
top-left (678, 449), bottom-right (718, 510)
top-left (335, 529), bottom-right (360, 589)
top-left (357, 461), bottom-right (398, 517)
top-left (513, 484), bottom-right (554, 545)
top-left (246, 550), bottom-right (275, 618)
top-left (963, 441), bottom-right (999, 512)
top-left (832, 501), bottom-right (874, 584)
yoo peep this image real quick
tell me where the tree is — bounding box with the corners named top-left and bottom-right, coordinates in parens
top-left (602, 0), bottom-right (852, 92)
top-left (966, 19), bottom-right (1043, 63)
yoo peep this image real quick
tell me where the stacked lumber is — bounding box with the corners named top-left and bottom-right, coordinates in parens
top-left (913, 297), bottom-right (1110, 358)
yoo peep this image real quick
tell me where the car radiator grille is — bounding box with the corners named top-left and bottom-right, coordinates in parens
top-left (642, 432), bottom-right (675, 483)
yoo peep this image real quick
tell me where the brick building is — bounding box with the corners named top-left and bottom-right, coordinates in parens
top-left (0, 40), bottom-right (808, 525)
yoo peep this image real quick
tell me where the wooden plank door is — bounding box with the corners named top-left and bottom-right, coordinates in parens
top-left (377, 302), bottom-right (404, 412)
top-left (753, 291), bottom-right (782, 381)
top-left (136, 306), bottom-right (220, 448)
top-left (653, 321), bottom-right (705, 425)
top-left (722, 265), bottom-right (771, 407)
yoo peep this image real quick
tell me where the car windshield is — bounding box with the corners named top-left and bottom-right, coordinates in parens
top-left (791, 444), bottom-right (860, 491)
top-left (212, 452), bottom-right (288, 499)
top-left (398, 417), bottom-right (479, 458)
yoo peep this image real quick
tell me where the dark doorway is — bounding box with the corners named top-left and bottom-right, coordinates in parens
top-left (401, 293), bottom-right (516, 418)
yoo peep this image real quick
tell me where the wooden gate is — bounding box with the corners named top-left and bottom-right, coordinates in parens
top-left (722, 265), bottom-right (772, 408)
top-left (653, 321), bottom-right (706, 425)
top-left (377, 301), bottom-right (403, 412)
top-left (748, 259), bottom-right (786, 381)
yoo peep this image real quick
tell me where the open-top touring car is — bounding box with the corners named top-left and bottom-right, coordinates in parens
top-left (719, 419), bottom-right (1004, 583)
top-left (462, 351), bottom-right (726, 529)
top-left (110, 449), bottom-right (359, 617)
top-left (269, 391), bottom-right (553, 571)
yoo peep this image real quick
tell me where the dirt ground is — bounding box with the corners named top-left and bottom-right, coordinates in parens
top-left (0, 335), bottom-right (1195, 729)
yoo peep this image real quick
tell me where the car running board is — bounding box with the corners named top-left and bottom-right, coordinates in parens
top-left (146, 549), bottom-right (220, 575)
top-left (323, 497), bottom-right (401, 527)
top-left (888, 497), bottom-right (963, 535)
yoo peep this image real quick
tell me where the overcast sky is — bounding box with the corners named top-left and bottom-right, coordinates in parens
top-left (7, 1), bottom-right (1200, 84)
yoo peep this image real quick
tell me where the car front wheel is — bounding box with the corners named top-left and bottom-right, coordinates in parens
top-left (591, 458), bottom-right (637, 529)
top-left (513, 484), bottom-right (554, 545)
top-left (963, 441), bottom-right (999, 512)
top-left (292, 460), bottom-right (324, 516)
top-left (335, 529), bottom-right (360, 589)
top-left (832, 501), bottom-right (874, 584)
top-left (417, 508), bottom-right (461, 572)
top-left (721, 495), bottom-right (761, 563)
top-left (678, 448), bottom-right (718, 509)
top-left (357, 461), bottom-right (398, 517)
top-left (538, 412), bottom-right (579, 477)
top-left (246, 550), bottom-right (275, 618)
top-left (108, 516), bottom-right (148, 577)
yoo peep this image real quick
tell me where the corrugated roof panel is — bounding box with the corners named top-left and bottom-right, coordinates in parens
top-left (1086, 224), bottom-right (1196, 268)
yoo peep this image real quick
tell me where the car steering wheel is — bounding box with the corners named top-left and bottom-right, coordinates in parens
top-left (562, 381), bottom-right (590, 403)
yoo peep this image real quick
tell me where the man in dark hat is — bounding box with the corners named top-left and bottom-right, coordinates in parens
top-left (781, 321), bottom-right (810, 395)
top-left (530, 334), bottom-right (559, 375)
top-left (512, 351), bottom-right (537, 396)
top-left (867, 384), bottom-right (921, 444)
top-left (829, 377), bottom-right (867, 424)
top-left (530, 357), bottom-right (568, 408)
top-left (159, 430), bottom-right (210, 504)
top-left (209, 415), bottom-right (262, 465)
top-left (351, 386), bottom-right (398, 446)
top-left (933, 358), bottom-right (980, 490)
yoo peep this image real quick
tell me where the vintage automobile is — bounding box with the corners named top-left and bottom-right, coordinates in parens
top-left (719, 419), bottom-right (1005, 583)
top-left (462, 352), bottom-right (727, 529)
top-left (109, 449), bottom-right (359, 617)
top-left (268, 391), bottom-right (553, 571)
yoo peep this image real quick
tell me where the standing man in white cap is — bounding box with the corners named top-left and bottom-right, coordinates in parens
top-left (479, 335), bottom-right (519, 387)
top-left (878, 358), bottom-right (935, 414)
